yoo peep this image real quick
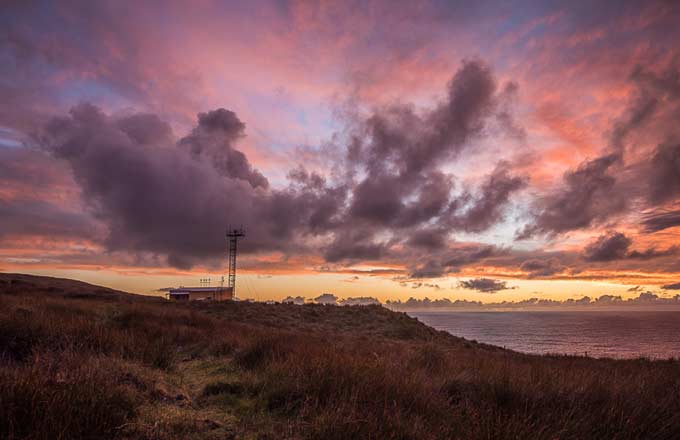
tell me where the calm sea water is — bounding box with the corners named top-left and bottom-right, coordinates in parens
top-left (409, 311), bottom-right (680, 359)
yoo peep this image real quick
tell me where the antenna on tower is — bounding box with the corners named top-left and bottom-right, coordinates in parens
top-left (226, 226), bottom-right (245, 297)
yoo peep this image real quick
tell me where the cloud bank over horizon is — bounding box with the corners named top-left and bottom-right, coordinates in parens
top-left (274, 290), bottom-right (680, 310)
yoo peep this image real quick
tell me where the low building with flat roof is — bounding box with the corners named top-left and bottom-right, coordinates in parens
top-left (167, 286), bottom-right (233, 301)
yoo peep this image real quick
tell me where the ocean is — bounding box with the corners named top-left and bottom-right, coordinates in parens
top-left (409, 311), bottom-right (680, 359)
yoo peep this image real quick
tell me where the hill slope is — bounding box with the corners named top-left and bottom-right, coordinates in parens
top-left (0, 273), bottom-right (154, 301)
top-left (1, 274), bottom-right (679, 439)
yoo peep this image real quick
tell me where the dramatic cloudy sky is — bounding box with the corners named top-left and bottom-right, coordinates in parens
top-left (2, 0), bottom-right (680, 302)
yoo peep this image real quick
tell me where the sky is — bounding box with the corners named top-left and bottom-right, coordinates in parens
top-left (2, 0), bottom-right (680, 304)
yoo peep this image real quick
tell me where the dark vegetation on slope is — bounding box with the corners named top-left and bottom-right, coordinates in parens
top-left (1, 273), bottom-right (679, 440)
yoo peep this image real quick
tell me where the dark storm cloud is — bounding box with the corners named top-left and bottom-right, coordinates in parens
top-left (343, 60), bottom-right (525, 234)
top-left (348, 173), bottom-right (404, 224)
top-left (583, 231), bottom-right (632, 262)
top-left (662, 283), bottom-right (680, 290)
top-left (458, 278), bottom-right (514, 293)
top-left (519, 154), bottom-right (625, 238)
top-left (40, 103), bottom-right (319, 268)
top-left (582, 231), bottom-right (678, 262)
top-left (286, 167), bottom-right (348, 233)
top-left (352, 60), bottom-right (496, 178)
top-left (304, 60), bottom-right (526, 265)
top-left (179, 109), bottom-right (269, 189)
top-left (115, 113), bottom-right (174, 146)
top-left (28, 58), bottom-right (525, 270)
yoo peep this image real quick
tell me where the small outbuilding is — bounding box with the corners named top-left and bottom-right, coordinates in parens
top-left (167, 286), bottom-right (233, 301)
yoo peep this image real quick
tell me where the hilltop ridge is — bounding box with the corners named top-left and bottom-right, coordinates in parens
top-left (0, 273), bottom-right (153, 301)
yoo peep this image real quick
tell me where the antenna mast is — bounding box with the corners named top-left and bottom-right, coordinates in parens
top-left (226, 227), bottom-right (245, 296)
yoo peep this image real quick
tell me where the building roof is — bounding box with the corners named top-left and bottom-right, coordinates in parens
top-left (168, 286), bottom-right (233, 294)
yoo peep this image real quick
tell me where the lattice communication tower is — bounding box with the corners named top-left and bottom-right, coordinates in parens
top-left (226, 227), bottom-right (245, 295)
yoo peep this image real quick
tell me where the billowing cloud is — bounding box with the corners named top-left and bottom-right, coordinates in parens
top-left (342, 60), bottom-right (525, 235)
top-left (583, 231), bottom-right (632, 262)
top-left (458, 278), bottom-right (514, 293)
top-left (40, 103), bottom-right (310, 268)
top-left (179, 109), bottom-right (269, 189)
top-left (27, 58), bottom-right (526, 272)
top-left (582, 231), bottom-right (678, 262)
top-left (519, 154), bottom-right (625, 238)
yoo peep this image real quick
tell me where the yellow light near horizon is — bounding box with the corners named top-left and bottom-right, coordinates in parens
top-left (5, 267), bottom-right (670, 304)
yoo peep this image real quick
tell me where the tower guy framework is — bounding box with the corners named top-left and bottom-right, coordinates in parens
top-left (226, 227), bottom-right (245, 296)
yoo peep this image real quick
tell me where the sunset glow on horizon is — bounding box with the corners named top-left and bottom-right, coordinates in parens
top-left (2, 1), bottom-right (680, 304)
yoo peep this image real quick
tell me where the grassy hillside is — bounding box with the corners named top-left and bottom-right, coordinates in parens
top-left (1, 273), bottom-right (679, 439)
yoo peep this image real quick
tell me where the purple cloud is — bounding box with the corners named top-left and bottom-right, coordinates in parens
top-left (458, 278), bottom-right (514, 293)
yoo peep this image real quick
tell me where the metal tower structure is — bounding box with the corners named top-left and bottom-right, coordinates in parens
top-left (226, 227), bottom-right (245, 296)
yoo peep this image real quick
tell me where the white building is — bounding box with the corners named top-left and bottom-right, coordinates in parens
top-left (167, 286), bottom-right (233, 301)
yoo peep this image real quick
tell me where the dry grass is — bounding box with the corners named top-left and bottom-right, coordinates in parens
top-left (1, 273), bottom-right (679, 439)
